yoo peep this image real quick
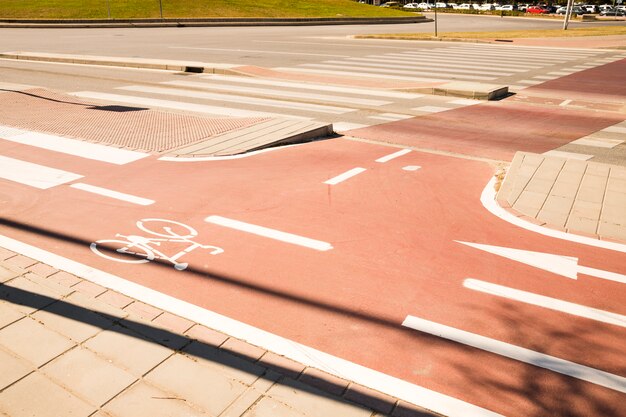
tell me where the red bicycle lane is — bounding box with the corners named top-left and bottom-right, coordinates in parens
top-left (1, 137), bottom-right (625, 417)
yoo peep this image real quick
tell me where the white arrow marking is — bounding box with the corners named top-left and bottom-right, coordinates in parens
top-left (457, 241), bottom-right (626, 284)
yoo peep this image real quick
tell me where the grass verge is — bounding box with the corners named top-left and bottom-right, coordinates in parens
top-left (0, 0), bottom-right (417, 19)
top-left (356, 26), bottom-right (626, 40)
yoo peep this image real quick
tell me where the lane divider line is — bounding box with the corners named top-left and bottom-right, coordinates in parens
top-left (324, 167), bottom-right (367, 185)
top-left (205, 215), bottom-right (333, 251)
top-left (0, 126), bottom-right (148, 165)
top-left (463, 278), bottom-right (626, 328)
top-left (402, 315), bottom-right (626, 394)
top-left (70, 183), bottom-right (155, 206)
top-left (376, 149), bottom-right (411, 163)
top-left (0, 155), bottom-right (83, 189)
top-left (0, 234), bottom-right (503, 417)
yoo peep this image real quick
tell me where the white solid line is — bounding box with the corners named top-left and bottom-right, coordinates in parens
top-left (324, 167), bottom-right (367, 185)
top-left (402, 315), bottom-right (626, 393)
top-left (376, 149), bottom-right (411, 163)
top-left (169, 46), bottom-right (349, 58)
top-left (0, 155), bottom-right (83, 189)
top-left (543, 150), bottom-right (593, 161)
top-left (448, 99), bottom-right (482, 106)
top-left (70, 183), bottom-right (154, 206)
top-left (0, 234), bottom-right (503, 417)
top-left (118, 85), bottom-right (353, 115)
top-left (463, 279), bottom-right (626, 328)
top-left (0, 126), bottom-right (148, 165)
top-left (299, 63), bottom-right (496, 81)
top-left (202, 75), bottom-right (425, 99)
top-left (481, 177), bottom-right (626, 253)
top-left (70, 91), bottom-right (310, 120)
top-left (162, 80), bottom-right (391, 107)
top-left (559, 99), bottom-right (573, 106)
top-left (205, 215), bottom-right (333, 251)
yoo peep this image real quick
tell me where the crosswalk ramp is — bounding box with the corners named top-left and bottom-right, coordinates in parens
top-left (273, 43), bottom-right (612, 85)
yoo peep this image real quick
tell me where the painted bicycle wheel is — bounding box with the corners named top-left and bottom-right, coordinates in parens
top-left (136, 218), bottom-right (198, 239)
top-left (90, 240), bottom-right (153, 264)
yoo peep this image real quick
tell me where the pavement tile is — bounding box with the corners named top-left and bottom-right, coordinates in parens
top-left (257, 351), bottom-right (306, 381)
top-left (42, 347), bottom-right (136, 407)
top-left (183, 340), bottom-right (265, 385)
top-left (601, 204), bottom-right (626, 224)
top-left (184, 324), bottom-right (229, 347)
top-left (0, 301), bottom-right (25, 329)
top-left (65, 291), bottom-right (128, 319)
top-left (577, 184), bottom-right (607, 205)
top-left (31, 298), bottom-right (115, 343)
top-left (119, 315), bottom-right (189, 350)
top-left (152, 311), bottom-right (195, 335)
top-left (3, 254), bottom-right (37, 270)
top-left (571, 200), bottom-right (602, 220)
top-left (84, 324), bottom-right (172, 377)
top-left (597, 222), bottom-right (626, 241)
top-left (603, 190), bottom-right (626, 208)
top-left (561, 159), bottom-right (588, 174)
top-left (220, 386), bottom-right (265, 417)
top-left (524, 178), bottom-right (555, 195)
top-left (25, 263), bottom-right (58, 278)
top-left (102, 381), bottom-right (209, 417)
top-left (146, 353), bottom-right (248, 415)
top-left (96, 290), bottom-right (134, 309)
top-left (221, 337), bottom-right (267, 361)
top-left (549, 180), bottom-right (580, 199)
top-left (299, 367), bottom-right (349, 397)
top-left (566, 216), bottom-right (599, 235)
top-left (512, 190), bottom-right (546, 217)
top-left (124, 300), bottom-right (163, 321)
top-left (0, 247), bottom-right (16, 261)
top-left (585, 163), bottom-right (610, 177)
top-left (344, 384), bottom-right (396, 415)
top-left (541, 195), bottom-right (574, 215)
top-left (48, 271), bottom-right (82, 287)
top-left (243, 396), bottom-right (305, 417)
top-left (265, 378), bottom-right (371, 417)
top-left (71, 280), bottom-right (107, 297)
top-left (0, 347), bottom-right (33, 390)
top-left (0, 317), bottom-right (75, 367)
top-left (23, 271), bottom-right (75, 297)
top-left (0, 372), bottom-right (95, 417)
top-left (610, 168), bottom-right (626, 180)
top-left (392, 400), bottom-right (440, 417)
top-left (0, 264), bottom-right (21, 283)
top-left (607, 177), bottom-right (626, 193)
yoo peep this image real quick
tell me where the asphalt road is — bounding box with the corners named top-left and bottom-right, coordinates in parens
top-left (0, 14), bottom-right (624, 67)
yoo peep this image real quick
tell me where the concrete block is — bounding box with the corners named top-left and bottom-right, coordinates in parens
top-left (525, 178), bottom-right (555, 194)
top-left (0, 264), bottom-right (21, 283)
top-left (152, 311), bottom-right (194, 335)
top-left (299, 367), bottom-right (349, 397)
top-left (600, 204), bottom-right (626, 224)
top-left (344, 384), bottom-right (396, 415)
top-left (432, 81), bottom-right (508, 100)
top-left (184, 324), bottom-right (228, 347)
top-left (257, 351), bottom-right (306, 381)
top-left (536, 209), bottom-right (569, 228)
top-left (597, 221), bottom-right (626, 242)
top-left (42, 347), bottom-right (136, 406)
top-left (566, 216), bottom-right (599, 235)
top-left (183, 340), bottom-right (264, 384)
top-left (550, 181), bottom-right (580, 199)
top-left (0, 348), bottom-right (33, 390)
top-left (0, 301), bottom-right (24, 329)
top-left (0, 373), bottom-right (94, 417)
top-left (221, 337), bottom-right (267, 361)
top-left (541, 195), bottom-right (574, 215)
top-left (571, 200), bottom-right (602, 220)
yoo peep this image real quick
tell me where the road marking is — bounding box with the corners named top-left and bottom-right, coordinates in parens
top-left (162, 80), bottom-right (390, 107)
top-left (118, 85), bottom-right (353, 115)
top-left (412, 106), bottom-right (452, 113)
top-left (376, 149), bottom-right (411, 163)
top-left (333, 122), bottom-right (370, 132)
top-left (403, 165), bottom-right (421, 171)
top-left (456, 241), bottom-right (579, 279)
top-left (463, 279), bottom-right (626, 328)
top-left (323, 59), bottom-right (514, 77)
top-left (385, 53), bottom-right (544, 70)
top-left (159, 144), bottom-right (302, 162)
top-left (402, 315), bottom-right (626, 393)
top-left (346, 56), bottom-right (530, 73)
top-left (0, 126), bottom-right (148, 165)
top-left (604, 126), bottom-right (626, 134)
top-left (70, 183), bottom-right (155, 206)
top-left (448, 99), bottom-right (482, 106)
top-left (202, 75), bottom-right (425, 99)
top-left (481, 177), bottom-right (626, 253)
top-left (543, 150), bottom-right (593, 161)
top-left (205, 215), bottom-right (332, 251)
top-left (299, 63), bottom-right (496, 81)
top-left (517, 80), bottom-right (544, 85)
top-left (0, 155), bottom-right (83, 189)
top-left (559, 99), bottom-right (573, 106)
top-left (0, 234), bottom-right (503, 417)
top-left (570, 137), bottom-right (624, 149)
top-left (273, 67), bottom-right (450, 83)
top-left (168, 46), bottom-right (349, 58)
top-left (70, 91), bottom-right (310, 120)
top-left (324, 167), bottom-right (367, 185)
top-left (369, 113), bottom-right (414, 122)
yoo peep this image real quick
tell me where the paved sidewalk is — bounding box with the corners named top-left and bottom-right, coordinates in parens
top-left (0, 249), bottom-right (436, 417)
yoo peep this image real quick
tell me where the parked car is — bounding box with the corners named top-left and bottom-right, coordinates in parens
top-left (479, 3), bottom-right (495, 10)
top-left (417, 2), bottom-right (433, 9)
top-left (496, 4), bottom-right (517, 11)
top-left (380, 1), bottom-right (400, 7)
top-left (556, 6), bottom-right (585, 15)
top-left (403, 2), bottom-right (420, 8)
top-left (526, 5), bottom-right (550, 13)
top-left (455, 3), bottom-right (471, 8)
top-left (435, 2), bottom-right (448, 7)
top-left (581, 4), bottom-right (598, 13)
top-left (517, 3), bottom-right (530, 12)
top-left (600, 8), bottom-right (625, 15)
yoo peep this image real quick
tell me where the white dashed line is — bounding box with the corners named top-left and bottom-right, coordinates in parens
top-left (376, 149), bottom-right (411, 163)
top-left (324, 167), bottom-right (367, 185)
top-left (205, 215), bottom-right (332, 251)
top-left (70, 183), bottom-right (155, 206)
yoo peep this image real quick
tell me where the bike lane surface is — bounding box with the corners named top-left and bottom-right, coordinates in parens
top-left (1, 136), bottom-right (625, 417)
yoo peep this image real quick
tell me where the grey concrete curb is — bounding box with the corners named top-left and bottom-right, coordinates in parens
top-left (0, 16), bottom-right (428, 28)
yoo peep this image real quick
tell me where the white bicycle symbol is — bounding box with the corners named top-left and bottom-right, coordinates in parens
top-left (90, 218), bottom-right (223, 271)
